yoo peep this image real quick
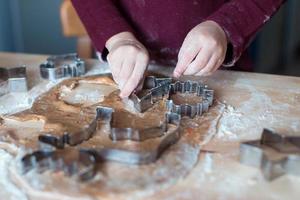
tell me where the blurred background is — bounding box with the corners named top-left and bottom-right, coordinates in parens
top-left (0, 0), bottom-right (299, 76)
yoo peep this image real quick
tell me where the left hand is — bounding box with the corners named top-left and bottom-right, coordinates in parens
top-left (173, 20), bottom-right (228, 77)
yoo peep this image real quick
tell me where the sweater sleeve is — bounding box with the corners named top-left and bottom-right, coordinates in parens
top-left (71, 0), bottom-right (134, 52)
top-left (207, 0), bottom-right (285, 66)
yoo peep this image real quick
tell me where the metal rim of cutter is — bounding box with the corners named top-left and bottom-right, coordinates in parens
top-left (40, 53), bottom-right (85, 81)
top-left (130, 77), bottom-right (214, 117)
top-left (130, 76), bottom-right (172, 112)
top-left (38, 105), bottom-right (178, 146)
top-left (37, 106), bottom-right (181, 163)
top-left (21, 115), bottom-right (180, 181)
top-left (96, 106), bottom-right (174, 142)
top-left (166, 81), bottom-right (214, 118)
top-left (21, 148), bottom-right (96, 181)
top-left (85, 106), bottom-right (181, 165)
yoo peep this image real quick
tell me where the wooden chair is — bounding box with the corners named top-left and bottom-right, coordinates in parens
top-left (60, 0), bottom-right (93, 58)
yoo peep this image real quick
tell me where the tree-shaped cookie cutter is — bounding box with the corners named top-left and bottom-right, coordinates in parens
top-left (40, 53), bottom-right (85, 81)
top-left (240, 129), bottom-right (300, 181)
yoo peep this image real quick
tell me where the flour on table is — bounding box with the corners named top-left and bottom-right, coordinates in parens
top-left (0, 149), bottom-right (27, 200)
top-left (0, 80), bottom-right (60, 115)
top-left (215, 79), bottom-right (300, 141)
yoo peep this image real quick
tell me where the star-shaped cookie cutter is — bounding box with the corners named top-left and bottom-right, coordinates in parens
top-left (166, 81), bottom-right (214, 118)
top-left (40, 53), bottom-right (85, 81)
top-left (0, 66), bottom-right (28, 94)
top-left (240, 129), bottom-right (300, 180)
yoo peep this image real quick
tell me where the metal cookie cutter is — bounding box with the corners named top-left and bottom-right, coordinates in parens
top-left (22, 106), bottom-right (181, 180)
top-left (130, 76), bottom-right (172, 112)
top-left (38, 106), bottom-right (168, 147)
top-left (40, 53), bottom-right (85, 81)
top-left (240, 129), bottom-right (300, 181)
top-left (130, 77), bottom-right (214, 117)
top-left (166, 81), bottom-right (214, 118)
top-left (0, 66), bottom-right (28, 93)
top-left (37, 106), bottom-right (181, 165)
top-left (38, 113), bottom-right (98, 148)
top-left (260, 129), bottom-right (300, 153)
top-left (96, 106), bottom-right (176, 142)
top-left (21, 148), bottom-right (96, 181)
top-left (87, 106), bottom-right (182, 165)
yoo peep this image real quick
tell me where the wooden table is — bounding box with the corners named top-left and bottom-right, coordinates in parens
top-left (0, 52), bottom-right (300, 200)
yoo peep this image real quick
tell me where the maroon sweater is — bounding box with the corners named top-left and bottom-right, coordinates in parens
top-left (71, 0), bottom-right (284, 69)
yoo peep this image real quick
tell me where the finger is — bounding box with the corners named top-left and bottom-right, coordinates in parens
top-left (120, 55), bottom-right (148, 98)
top-left (173, 39), bottom-right (200, 78)
top-left (107, 51), bottom-right (121, 83)
top-left (136, 75), bottom-right (145, 91)
top-left (177, 33), bottom-right (194, 59)
top-left (183, 49), bottom-right (211, 75)
top-left (109, 57), bottom-right (123, 85)
top-left (118, 57), bottom-right (135, 89)
top-left (212, 57), bottom-right (224, 73)
top-left (196, 55), bottom-right (219, 76)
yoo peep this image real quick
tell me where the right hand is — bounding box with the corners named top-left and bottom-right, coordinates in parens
top-left (106, 32), bottom-right (149, 98)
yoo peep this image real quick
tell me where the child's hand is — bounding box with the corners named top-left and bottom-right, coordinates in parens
top-left (106, 32), bottom-right (149, 98)
top-left (173, 21), bottom-right (227, 77)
